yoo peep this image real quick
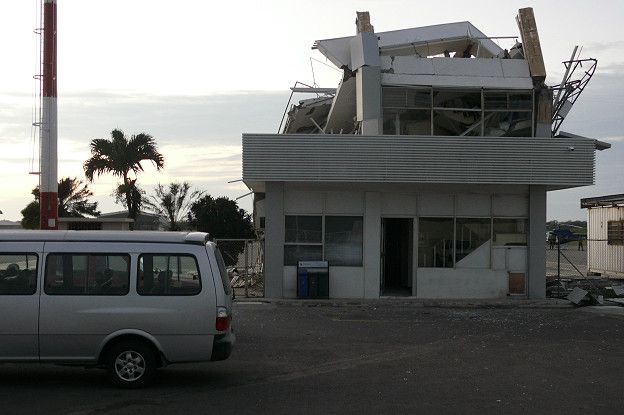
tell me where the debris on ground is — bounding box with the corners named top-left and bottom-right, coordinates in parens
top-left (228, 267), bottom-right (264, 297)
top-left (567, 287), bottom-right (589, 305)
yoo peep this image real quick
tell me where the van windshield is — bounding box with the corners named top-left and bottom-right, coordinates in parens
top-left (214, 248), bottom-right (231, 295)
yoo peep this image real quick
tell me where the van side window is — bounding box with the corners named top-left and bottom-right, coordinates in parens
top-left (214, 248), bottom-right (231, 295)
top-left (0, 253), bottom-right (38, 295)
top-left (138, 254), bottom-right (201, 296)
top-left (45, 254), bottom-right (130, 295)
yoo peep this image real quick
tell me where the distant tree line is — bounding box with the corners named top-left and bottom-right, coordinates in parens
top-left (21, 129), bottom-right (255, 265)
top-left (546, 220), bottom-right (587, 232)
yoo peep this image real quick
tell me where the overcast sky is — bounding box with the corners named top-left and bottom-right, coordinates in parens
top-left (0, 0), bottom-right (622, 221)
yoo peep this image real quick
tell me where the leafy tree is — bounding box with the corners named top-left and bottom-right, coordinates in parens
top-left (83, 129), bottom-right (164, 221)
top-left (20, 177), bottom-right (100, 229)
top-left (143, 182), bottom-right (204, 231)
top-left (20, 202), bottom-right (39, 230)
top-left (188, 195), bottom-right (254, 266)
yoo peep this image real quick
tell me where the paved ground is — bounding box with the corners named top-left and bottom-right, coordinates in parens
top-left (1, 302), bottom-right (624, 414)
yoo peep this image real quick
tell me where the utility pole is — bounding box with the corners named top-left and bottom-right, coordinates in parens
top-left (39, 0), bottom-right (58, 230)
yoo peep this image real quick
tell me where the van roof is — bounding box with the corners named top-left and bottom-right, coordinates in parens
top-left (0, 230), bottom-right (210, 245)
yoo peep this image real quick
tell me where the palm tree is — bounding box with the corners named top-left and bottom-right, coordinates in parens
top-left (143, 182), bottom-right (203, 231)
top-left (84, 129), bottom-right (164, 221)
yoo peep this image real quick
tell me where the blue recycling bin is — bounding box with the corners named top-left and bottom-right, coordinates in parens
top-left (297, 261), bottom-right (329, 299)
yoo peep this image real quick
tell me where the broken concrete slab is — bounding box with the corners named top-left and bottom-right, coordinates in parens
top-left (567, 287), bottom-right (589, 305)
top-left (590, 294), bottom-right (604, 305)
top-left (612, 285), bottom-right (624, 296)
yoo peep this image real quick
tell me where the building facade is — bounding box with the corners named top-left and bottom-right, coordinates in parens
top-left (243, 10), bottom-right (608, 299)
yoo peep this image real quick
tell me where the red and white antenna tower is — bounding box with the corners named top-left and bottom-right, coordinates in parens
top-left (39, 0), bottom-right (58, 229)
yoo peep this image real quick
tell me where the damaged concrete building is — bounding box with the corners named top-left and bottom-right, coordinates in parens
top-left (242, 8), bottom-right (609, 299)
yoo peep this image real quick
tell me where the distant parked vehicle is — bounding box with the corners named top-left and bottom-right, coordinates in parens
top-left (0, 231), bottom-right (234, 388)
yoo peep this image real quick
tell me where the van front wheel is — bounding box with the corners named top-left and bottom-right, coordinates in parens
top-left (105, 341), bottom-right (156, 388)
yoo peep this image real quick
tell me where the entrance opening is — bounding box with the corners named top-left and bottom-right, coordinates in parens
top-left (381, 218), bottom-right (413, 296)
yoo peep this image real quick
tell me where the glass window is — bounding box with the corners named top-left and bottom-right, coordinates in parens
top-left (381, 88), bottom-right (534, 137)
top-left (433, 89), bottom-right (481, 109)
top-left (406, 89), bottom-right (431, 108)
top-left (0, 254), bottom-right (38, 295)
top-left (418, 218), bottom-right (454, 268)
top-left (400, 110), bottom-right (432, 135)
top-left (214, 248), bottom-right (231, 295)
top-left (325, 216), bottom-right (363, 266)
top-left (493, 218), bottom-right (528, 246)
top-left (284, 245), bottom-right (323, 266)
top-left (484, 91), bottom-right (532, 110)
top-left (138, 254), bottom-right (201, 296)
top-left (383, 109), bottom-right (398, 135)
top-left (383, 109), bottom-right (431, 135)
top-left (382, 87), bottom-right (407, 108)
top-left (455, 218), bottom-right (491, 265)
top-left (285, 216), bottom-right (322, 243)
top-left (284, 215), bottom-right (323, 266)
top-left (45, 254), bottom-right (130, 295)
top-left (382, 87), bottom-right (431, 109)
top-left (484, 111), bottom-right (532, 137)
top-left (608, 221), bottom-right (624, 245)
top-left (433, 110), bottom-right (481, 136)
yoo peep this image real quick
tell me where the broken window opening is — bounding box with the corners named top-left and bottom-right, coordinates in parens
top-left (382, 86), bottom-right (534, 137)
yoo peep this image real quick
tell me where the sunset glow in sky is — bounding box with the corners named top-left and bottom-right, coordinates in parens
top-left (1, 0), bottom-right (622, 221)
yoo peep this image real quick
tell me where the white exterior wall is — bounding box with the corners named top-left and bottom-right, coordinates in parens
top-left (417, 269), bottom-right (508, 298)
top-left (587, 206), bottom-right (624, 277)
top-left (268, 182), bottom-right (530, 299)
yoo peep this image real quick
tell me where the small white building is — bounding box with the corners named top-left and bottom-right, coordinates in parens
top-left (582, 194), bottom-right (624, 278)
top-left (0, 220), bottom-right (22, 230)
top-left (242, 9), bottom-right (609, 299)
top-left (57, 211), bottom-right (164, 231)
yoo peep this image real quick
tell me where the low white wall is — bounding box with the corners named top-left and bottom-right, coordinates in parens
top-left (416, 268), bottom-right (508, 299)
top-left (329, 267), bottom-right (364, 298)
top-left (283, 266), bottom-right (297, 298)
top-left (283, 266), bottom-right (365, 299)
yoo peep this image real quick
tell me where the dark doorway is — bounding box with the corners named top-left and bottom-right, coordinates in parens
top-left (381, 218), bottom-right (413, 296)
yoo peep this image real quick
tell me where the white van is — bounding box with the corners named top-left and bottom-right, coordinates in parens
top-left (0, 230), bottom-right (234, 388)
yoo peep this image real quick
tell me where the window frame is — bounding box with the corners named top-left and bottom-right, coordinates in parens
top-left (214, 248), bottom-right (231, 295)
top-left (324, 215), bottom-right (364, 267)
top-left (454, 216), bottom-right (493, 268)
top-left (417, 215), bottom-right (529, 270)
top-left (417, 216), bottom-right (455, 268)
top-left (382, 86), bottom-right (534, 137)
top-left (284, 215), bottom-right (324, 266)
top-left (492, 217), bottom-right (528, 246)
top-left (284, 214), bottom-right (365, 267)
top-left (44, 252), bottom-right (131, 296)
top-left (0, 253), bottom-right (39, 296)
top-left (607, 220), bottom-right (624, 246)
top-left (137, 253), bottom-right (202, 296)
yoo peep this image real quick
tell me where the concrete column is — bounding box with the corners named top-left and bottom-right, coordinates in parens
top-left (535, 88), bottom-right (553, 137)
top-left (364, 192), bottom-right (381, 298)
top-left (350, 26), bottom-right (382, 136)
top-left (264, 182), bottom-right (284, 298)
top-left (356, 66), bottom-right (382, 135)
top-left (528, 185), bottom-right (546, 298)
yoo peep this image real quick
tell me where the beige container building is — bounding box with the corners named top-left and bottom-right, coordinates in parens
top-left (582, 194), bottom-right (624, 278)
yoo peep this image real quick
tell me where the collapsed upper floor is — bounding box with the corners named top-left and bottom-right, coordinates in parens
top-left (281, 9), bottom-right (594, 140)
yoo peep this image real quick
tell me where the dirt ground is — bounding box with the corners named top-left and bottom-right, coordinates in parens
top-left (1, 301), bottom-right (624, 414)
